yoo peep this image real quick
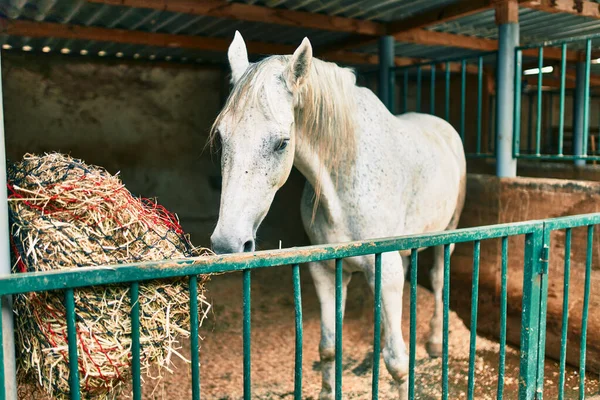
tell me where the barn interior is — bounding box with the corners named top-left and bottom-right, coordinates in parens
top-left (2, 0), bottom-right (600, 398)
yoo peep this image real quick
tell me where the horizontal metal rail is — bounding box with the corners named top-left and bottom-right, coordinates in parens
top-left (516, 32), bottom-right (600, 50)
top-left (514, 35), bottom-right (597, 162)
top-left (2, 212), bottom-right (600, 400)
top-left (392, 51), bottom-right (497, 160)
top-left (391, 51), bottom-right (498, 72)
top-left (0, 219), bottom-right (539, 296)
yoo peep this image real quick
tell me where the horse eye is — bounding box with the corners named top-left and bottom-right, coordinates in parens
top-left (275, 139), bottom-right (289, 152)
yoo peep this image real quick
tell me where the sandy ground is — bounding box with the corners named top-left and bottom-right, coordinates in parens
top-left (130, 266), bottom-right (600, 400)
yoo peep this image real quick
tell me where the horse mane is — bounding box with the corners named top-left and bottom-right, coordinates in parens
top-left (210, 55), bottom-right (358, 211)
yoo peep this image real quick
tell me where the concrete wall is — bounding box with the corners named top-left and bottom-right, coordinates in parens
top-left (1, 52), bottom-right (310, 250)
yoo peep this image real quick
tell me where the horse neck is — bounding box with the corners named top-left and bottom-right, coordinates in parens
top-left (293, 129), bottom-right (348, 224)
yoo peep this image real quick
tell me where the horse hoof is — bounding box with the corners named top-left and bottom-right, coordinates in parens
top-left (426, 341), bottom-right (443, 358)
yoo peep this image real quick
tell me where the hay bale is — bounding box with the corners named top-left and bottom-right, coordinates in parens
top-left (8, 153), bottom-right (212, 399)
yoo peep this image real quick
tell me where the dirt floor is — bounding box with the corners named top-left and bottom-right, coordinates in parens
top-left (129, 266), bottom-right (600, 400)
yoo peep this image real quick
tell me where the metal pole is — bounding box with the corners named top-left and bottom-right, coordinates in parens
top-left (574, 61), bottom-right (586, 167)
top-left (496, 22), bottom-right (519, 177)
top-left (0, 51), bottom-right (17, 400)
top-left (378, 36), bottom-right (395, 113)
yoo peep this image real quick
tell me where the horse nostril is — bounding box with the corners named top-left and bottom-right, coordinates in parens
top-left (243, 240), bottom-right (254, 253)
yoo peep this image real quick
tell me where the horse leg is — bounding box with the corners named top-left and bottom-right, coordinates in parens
top-left (426, 244), bottom-right (455, 357)
top-left (365, 251), bottom-right (409, 399)
top-left (309, 261), bottom-right (352, 400)
top-left (402, 255), bottom-right (410, 278)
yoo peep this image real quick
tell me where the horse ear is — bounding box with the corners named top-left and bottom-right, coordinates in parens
top-left (286, 37), bottom-right (313, 91)
top-left (228, 31), bottom-right (249, 84)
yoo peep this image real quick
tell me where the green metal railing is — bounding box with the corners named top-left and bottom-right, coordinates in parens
top-left (0, 212), bottom-right (599, 399)
top-left (358, 51), bottom-right (498, 159)
top-left (513, 34), bottom-right (599, 161)
top-left (392, 51), bottom-right (498, 159)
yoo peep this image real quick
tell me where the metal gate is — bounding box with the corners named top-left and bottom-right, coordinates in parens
top-left (0, 212), bottom-right (597, 400)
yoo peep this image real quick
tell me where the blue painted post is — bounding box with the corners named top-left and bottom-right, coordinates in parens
top-left (495, 12), bottom-right (519, 177)
top-left (0, 51), bottom-right (17, 400)
top-left (378, 36), bottom-right (395, 112)
top-left (573, 62), bottom-right (586, 166)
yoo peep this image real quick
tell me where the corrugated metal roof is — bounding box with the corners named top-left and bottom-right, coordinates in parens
top-left (429, 7), bottom-right (600, 46)
top-left (0, 0), bottom-right (362, 64)
top-left (238, 0), bottom-right (458, 22)
top-left (0, 0), bottom-right (599, 68)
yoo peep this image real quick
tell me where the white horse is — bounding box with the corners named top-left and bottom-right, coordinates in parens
top-left (210, 31), bottom-right (466, 399)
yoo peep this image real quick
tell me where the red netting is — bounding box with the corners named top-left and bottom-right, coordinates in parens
top-left (8, 153), bottom-right (211, 399)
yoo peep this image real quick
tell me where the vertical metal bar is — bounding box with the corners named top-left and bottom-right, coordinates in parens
top-left (442, 244), bottom-right (451, 400)
top-left (460, 59), bottom-right (466, 142)
top-left (497, 237), bottom-right (508, 399)
top-left (488, 95), bottom-right (495, 153)
top-left (430, 64), bottom-right (436, 115)
top-left (579, 225), bottom-right (593, 399)
top-left (65, 289), bottom-right (81, 400)
top-left (558, 228), bottom-right (572, 400)
top-left (477, 56), bottom-right (483, 154)
top-left (547, 93), bottom-right (554, 154)
top-left (498, 22), bottom-right (519, 175)
top-left (535, 234), bottom-right (550, 396)
top-left (335, 258), bottom-right (343, 400)
top-left (408, 249), bottom-right (418, 399)
top-left (389, 66), bottom-right (396, 113)
top-left (243, 269), bottom-right (252, 400)
top-left (130, 282), bottom-right (141, 400)
top-left (292, 264), bottom-right (303, 400)
top-left (416, 67), bottom-right (422, 113)
top-left (0, 297), bottom-right (5, 400)
top-left (527, 93), bottom-right (533, 154)
top-left (372, 253), bottom-right (382, 400)
top-left (518, 227), bottom-right (544, 400)
top-left (467, 241), bottom-right (480, 400)
top-left (189, 276), bottom-right (201, 400)
top-left (574, 61), bottom-right (586, 166)
top-left (558, 44), bottom-right (567, 156)
top-left (378, 36), bottom-right (395, 112)
top-left (403, 69), bottom-right (408, 114)
top-left (582, 39), bottom-right (592, 159)
top-left (0, 50), bottom-right (16, 400)
top-left (536, 47), bottom-right (543, 156)
top-left (512, 48), bottom-right (523, 159)
top-left (445, 61), bottom-right (451, 122)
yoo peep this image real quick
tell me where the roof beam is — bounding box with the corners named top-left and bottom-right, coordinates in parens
top-left (0, 18), bottom-right (413, 67)
top-left (0, 18), bottom-right (292, 54)
top-left (0, 18), bottom-right (488, 75)
top-left (521, 0), bottom-right (600, 18)
top-left (319, 29), bottom-right (499, 57)
top-left (321, 0), bottom-right (495, 56)
top-left (387, 0), bottom-right (493, 35)
top-left (393, 29), bottom-right (498, 51)
top-left (85, 0), bottom-right (386, 36)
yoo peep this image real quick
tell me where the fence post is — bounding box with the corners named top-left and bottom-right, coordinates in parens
top-left (519, 225), bottom-right (545, 400)
top-left (573, 61), bottom-right (586, 166)
top-left (495, 0), bottom-right (519, 177)
top-left (0, 50), bottom-right (17, 400)
top-left (378, 36), bottom-right (395, 113)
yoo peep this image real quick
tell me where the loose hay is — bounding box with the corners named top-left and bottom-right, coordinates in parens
top-left (8, 153), bottom-right (212, 399)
